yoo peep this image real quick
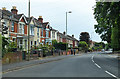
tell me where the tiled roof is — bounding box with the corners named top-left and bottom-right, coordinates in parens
top-left (34, 18), bottom-right (42, 28)
top-left (51, 28), bottom-right (58, 31)
top-left (42, 22), bottom-right (49, 28)
top-left (14, 14), bottom-right (23, 20)
top-left (2, 10), bottom-right (18, 21)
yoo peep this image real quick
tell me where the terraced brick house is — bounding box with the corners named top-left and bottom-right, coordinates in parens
top-left (1, 6), bottom-right (28, 51)
top-left (51, 28), bottom-right (58, 41)
top-left (38, 16), bottom-right (51, 45)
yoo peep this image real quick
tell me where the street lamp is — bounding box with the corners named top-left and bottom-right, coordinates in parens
top-left (66, 11), bottom-right (72, 55)
top-left (28, 0), bottom-right (30, 61)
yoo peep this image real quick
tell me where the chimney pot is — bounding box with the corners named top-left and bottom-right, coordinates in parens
top-left (72, 35), bottom-right (74, 38)
top-left (39, 16), bottom-right (42, 18)
top-left (11, 6), bottom-right (18, 15)
top-left (2, 7), bottom-right (6, 10)
top-left (12, 6), bottom-right (16, 9)
top-left (63, 31), bottom-right (66, 35)
top-left (38, 16), bottom-right (43, 23)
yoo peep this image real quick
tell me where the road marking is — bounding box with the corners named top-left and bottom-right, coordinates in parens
top-left (94, 63), bottom-right (101, 69)
top-left (92, 60), bottom-right (94, 63)
top-left (105, 71), bottom-right (117, 78)
top-left (91, 55), bottom-right (94, 60)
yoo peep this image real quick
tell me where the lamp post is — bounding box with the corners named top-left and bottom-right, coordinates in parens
top-left (66, 11), bottom-right (72, 55)
top-left (28, 0), bottom-right (30, 61)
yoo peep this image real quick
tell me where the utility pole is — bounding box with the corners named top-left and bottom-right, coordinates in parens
top-left (28, 0), bottom-right (30, 61)
top-left (65, 11), bottom-right (72, 55)
top-left (66, 12), bottom-right (67, 55)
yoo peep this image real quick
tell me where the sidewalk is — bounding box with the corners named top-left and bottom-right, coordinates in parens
top-left (107, 53), bottom-right (120, 59)
top-left (2, 55), bottom-right (77, 73)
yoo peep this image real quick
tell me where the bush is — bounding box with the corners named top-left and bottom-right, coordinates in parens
top-left (78, 41), bottom-right (88, 51)
top-left (111, 26), bottom-right (120, 51)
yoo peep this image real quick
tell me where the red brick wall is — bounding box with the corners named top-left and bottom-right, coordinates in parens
top-left (24, 25), bottom-right (27, 34)
top-left (62, 38), bottom-right (66, 43)
top-left (20, 18), bottom-right (24, 22)
top-left (2, 51), bottom-right (22, 64)
top-left (14, 22), bottom-right (18, 33)
top-left (43, 29), bottom-right (46, 37)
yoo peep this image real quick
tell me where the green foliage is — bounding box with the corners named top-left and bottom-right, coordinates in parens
top-left (79, 32), bottom-right (90, 46)
top-left (52, 40), bottom-right (58, 46)
top-left (111, 27), bottom-right (120, 51)
top-left (94, 2), bottom-right (120, 44)
top-left (78, 41), bottom-right (88, 51)
top-left (88, 48), bottom-right (92, 52)
top-left (2, 36), bottom-right (9, 49)
top-left (54, 42), bottom-right (68, 50)
top-left (7, 42), bottom-right (17, 52)
top-left (92, 42), bottom-right (105, 51)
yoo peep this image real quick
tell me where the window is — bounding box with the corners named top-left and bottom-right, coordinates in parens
top-left (34, 41), bottom-right (36, 46)
top-left (19, 23), bottom-right (25, 34)
top-left (19, 24), bottom-right (22, 33)
top-left (11, 22), bottom-right (14, 31)
top-left (25, 40), bottom-right (27, 49)
top-left (46, 31), bottom-right (49, 38)
top-left (37, 28), bottom-right (39, 37)
top-left (52, 31), bottom-right (55, 38)
top-left (30, 25), bottom-right (34, 35)
top-left (41, 28), bottom-right (43, 36)
top-left (19, 40), bottom-right (23, 49)
top-left (22, 24), bottom-right (24, 34)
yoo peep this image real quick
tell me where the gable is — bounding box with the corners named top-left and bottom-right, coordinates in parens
top-left (19, 15), bottom-right (27, 24)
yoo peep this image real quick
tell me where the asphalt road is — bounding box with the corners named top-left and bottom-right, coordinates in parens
top-left (2, 52), bottom-right (119, 78)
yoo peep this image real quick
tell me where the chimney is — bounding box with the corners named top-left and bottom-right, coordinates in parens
top-left (11, 6), bottom-right (18, 15)
top-left (38, 16), bottom-right (43, 23)
top-left (2, 7), bottom-right (6, 10)
top-left (63, 31), bottom-right (66, 35)
top-left (72, 35), bottom-right (74, 38)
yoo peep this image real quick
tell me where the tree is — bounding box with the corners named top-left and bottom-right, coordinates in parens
top-left (94, 2), bottom-right (120, 51)
top-left (79, 32), bottom-right (90, 46)
top-left (78, 41), bottom-right (88, 52)
top-left (2, 36), bottom-right (9, 49)
top-left (111, 26), bottom-right (120, 51)
top-left (52, 40), bottom-right (58, 46)
top-left (94, 2), bottom-right (111, 43)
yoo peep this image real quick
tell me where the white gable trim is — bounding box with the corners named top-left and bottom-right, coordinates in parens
top-left (19, 14), bottom-right (28, 24)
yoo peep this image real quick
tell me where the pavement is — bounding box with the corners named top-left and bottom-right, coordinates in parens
top-left (2, 52), bottom-right (120, 79)
top-left (2, 55), bottom-right (77, 74)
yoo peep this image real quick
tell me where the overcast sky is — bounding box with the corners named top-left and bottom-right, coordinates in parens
top-left (0, 0), bottom-right (102, 42)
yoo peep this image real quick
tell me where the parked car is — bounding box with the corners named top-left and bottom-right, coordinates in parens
top-left (105, 49), bottom-right (113, 53)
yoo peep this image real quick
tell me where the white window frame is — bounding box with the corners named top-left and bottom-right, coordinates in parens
top-left (19, 22), bottom-right (25, 34)
top-left (11, 22), bottom-right (14, 31)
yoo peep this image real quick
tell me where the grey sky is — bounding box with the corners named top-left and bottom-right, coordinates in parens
top-left (0, 0), bottom-right (102, 42)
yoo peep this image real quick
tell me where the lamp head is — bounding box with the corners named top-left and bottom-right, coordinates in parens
top-left (68, 11), bottom-right (72, 13)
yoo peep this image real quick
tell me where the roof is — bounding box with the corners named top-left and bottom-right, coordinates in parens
top-left (58, 32), bottom-right (78, 41)
top-left (51, 28), bottom-right (58, 31)
top-left (14, 14), bottom-right (23, 20)
top-left (34, 18), bottom-right (42, 28)
top-left (2, 10), bottom-right (18, 21)
top-left (58, 32), bottom-right (66, 38)
top-left (42, 22), bottom-right (49, 28)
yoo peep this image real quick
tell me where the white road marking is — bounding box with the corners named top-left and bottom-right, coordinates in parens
top-left (91, 55), bottom-right (94, 60)
top-left (105, 71), bottom-right (117, 78)
top-left (92, 60), bottom-right (94, 63)
top-left (95, 63), bottom-right (101, 68)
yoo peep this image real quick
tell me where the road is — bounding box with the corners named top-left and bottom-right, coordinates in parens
top-left (2, 52), bottom-right (119, 78)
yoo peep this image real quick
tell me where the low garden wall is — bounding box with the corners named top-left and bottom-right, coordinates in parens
top-left (2, 51), bottom-right (22, 64)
